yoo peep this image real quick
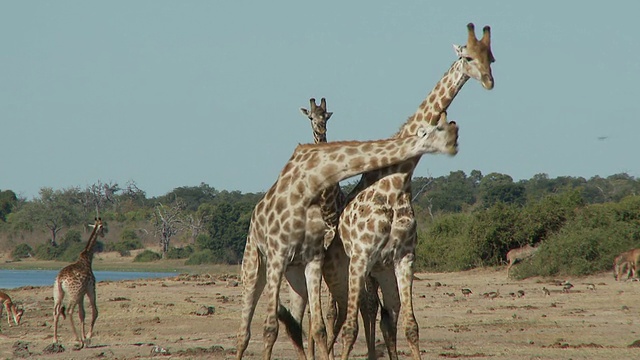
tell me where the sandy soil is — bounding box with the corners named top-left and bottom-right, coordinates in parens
top-left (1, 266), bottom-right (640, 359)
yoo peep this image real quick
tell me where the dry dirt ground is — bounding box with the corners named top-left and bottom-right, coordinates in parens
top-left (2, 266), bottom-right (640, 359)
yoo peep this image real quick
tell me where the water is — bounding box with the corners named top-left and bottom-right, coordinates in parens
top-left (0, 269), bottom-right (176, 289)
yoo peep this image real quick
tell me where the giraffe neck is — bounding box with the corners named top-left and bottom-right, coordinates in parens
top-left (80, 224), bottom-right (100, 262)
top-left (285, 135), bottom-right (443, 200)
top-left (398, 58), bottom-right (469, 138)
top-left (312, 128), bottom-right (345, 225)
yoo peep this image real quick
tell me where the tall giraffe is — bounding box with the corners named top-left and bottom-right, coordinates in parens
top-left (295, 98), bottom-right (379, 360)
top-left (235, 118), bottom-right (459, 360)
top-left (53, 217), bottom-right (105, 348)
top-left (325, 23), bottom-right (495, 360)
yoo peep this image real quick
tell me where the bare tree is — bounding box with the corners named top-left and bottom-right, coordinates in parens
top-left (82, 180), bottom-right (120, 217)
top-left (184, 211), bottom-right (210, 244)
top-left (153, 201), bottom-right (185, 258)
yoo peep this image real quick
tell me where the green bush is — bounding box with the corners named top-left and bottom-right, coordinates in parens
top-left (11, 243), bottom-right (33, 259)
top-left (34, 243), bottom-right (65, 260)
top-left (134, 249), bottom-right (162, 262)
top-left (166, 245), bottom-right (194, 259)
top-left (185, 249), bottom-right (217, 265)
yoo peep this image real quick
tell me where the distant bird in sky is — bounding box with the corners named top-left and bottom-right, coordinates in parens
top-left (597, 136), bottom-right (608, 141)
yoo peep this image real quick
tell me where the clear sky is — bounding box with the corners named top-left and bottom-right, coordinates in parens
top-left (2, 2), bottom-right (639, 200)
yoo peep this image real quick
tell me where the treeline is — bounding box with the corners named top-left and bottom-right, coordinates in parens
top-left (0, 172), bottom-right (638, 277)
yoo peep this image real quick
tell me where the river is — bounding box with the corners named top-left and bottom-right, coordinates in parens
top-left (0, 269), bottom-right (176, 289)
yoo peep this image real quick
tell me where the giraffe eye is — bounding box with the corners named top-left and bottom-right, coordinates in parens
top-left (464, 57), bottom-right (473, 62)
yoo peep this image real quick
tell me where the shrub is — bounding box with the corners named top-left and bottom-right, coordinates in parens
top-left (34, 243), bottom-right (65, 260)
top-left (11, 243), bottom-right (33, 259)
top-left (134, 250), bottom-right (162, 262)
top-left (185, 249), bottom-right (217, 265)
top-left (166, 245), bottom-right (194, 260)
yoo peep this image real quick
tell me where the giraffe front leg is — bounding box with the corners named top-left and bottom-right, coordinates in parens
top-left (262, 260), bottom-right (285, 360)
top-left (305, 256), bottom-right (330, 360)
top-left (341, 256), bottom-right (366, 360)
top-left (375, 269), bottom-right (400, 360)
top-left (395, 253), bottom-right (421, 360)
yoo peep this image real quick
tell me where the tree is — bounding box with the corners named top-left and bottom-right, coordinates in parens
top-left (153, 201), bottom-right (185, 258)
top-left (0, 189), bottom-right (17, 222)
top-left (82, 180), bottom-right (119, 217)
top-left (9, 187), bottom-right (83, 245)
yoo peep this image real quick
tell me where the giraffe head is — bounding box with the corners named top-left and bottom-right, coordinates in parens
top-left (416, 111), bottom-right (459, 156)
top-left (13, 306), bottom-right (24, 325)
top-left (300, 98), bottom-right (333, 142)
top-left (453, 23), bottom-right (495, 90)
top-left (89, 217), bottom-right (106, 238)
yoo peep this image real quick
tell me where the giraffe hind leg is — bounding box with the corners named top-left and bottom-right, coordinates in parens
top-left (86, 283), bottom-right (99, 341)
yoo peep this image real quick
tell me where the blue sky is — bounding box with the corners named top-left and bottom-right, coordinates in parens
top-left (2, 2), bottom-right (639, 199)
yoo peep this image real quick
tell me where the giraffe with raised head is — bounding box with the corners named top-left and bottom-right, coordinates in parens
top-left (322, 23), bottom-right (495, 360)
top-left (294, 98), bottom-right (380, 360)
top-left (235, 117), bottom-right (459, 360)
top-left (53, 217), bottom-right (105, 348)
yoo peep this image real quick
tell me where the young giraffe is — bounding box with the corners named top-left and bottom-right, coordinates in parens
top-left (0, 291), bottom-right (24, 327)
top-left (235, 118), bottom-right (459, 360)
top-left (53, 217), bottom-right (105, 348)
top-left (323, 23), bottom-right (495, 360)
top-left (295, 98), bottom-right (380, 360)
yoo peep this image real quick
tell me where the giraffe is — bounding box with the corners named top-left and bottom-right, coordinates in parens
top-left (322, 23), bottom-right (495, 360)
top-left (235, 117), bottom-right (459, 360)
top-left (294, 98), bottom-right (380, 360)
top-left (53, 217), bottom-right (105, 348)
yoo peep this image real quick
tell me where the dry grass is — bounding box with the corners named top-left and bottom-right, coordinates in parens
top-left (1, 258), bottom-right (640, 359)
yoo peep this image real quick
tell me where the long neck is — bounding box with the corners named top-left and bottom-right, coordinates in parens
top-left (81, 224), bottom-right (100, 257)
top-left (286, 136), bottom-right (432, 199)
top-left (312, 127), bottom-right (346, 221)
top-left (397, 59), bottom-right (469, 138)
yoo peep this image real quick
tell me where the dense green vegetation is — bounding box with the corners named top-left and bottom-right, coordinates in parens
top-left (1, 172), bottom-right (639, 278)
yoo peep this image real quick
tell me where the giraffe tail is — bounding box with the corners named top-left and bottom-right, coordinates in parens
top-left (277, 303), bottom-right (304, 350)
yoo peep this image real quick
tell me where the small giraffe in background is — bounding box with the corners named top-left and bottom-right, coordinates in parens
top-left (236, 119), bottom-right (459, 360)
top-left (53, 217), bottom-right (105, 348)
top-left (0, 291), bottom-right (24, 327)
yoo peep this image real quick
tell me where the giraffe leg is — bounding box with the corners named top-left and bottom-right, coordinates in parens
top-left (305, 256), bottom-right (330, 360)
top-left (395, 253), bottom-right (421, 360)
top-left (66, 303), bottom-right (81, 345)
top-left (283, 266), bottom-right (309, 360)
top-left (340, 256), bottom-right (366, 360)
top-left (262, 258), bottom-right (285, 360)
top-left (361, 276), bottom-right (380, 360)
top-left (53, 280), bottom-right (65, 343)
top-left (375, 269), bottom-right (400, 360)
top-left (77, 298), bottom-right (87, 348)
top-left (322, 237), bottom-right (349, 357)
top-left (236, 241), bottom-right (266, 360)
top-left (86, 283), bottom-right (99, 341)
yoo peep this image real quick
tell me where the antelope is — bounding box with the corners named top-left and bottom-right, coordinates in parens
top-left (613, 248), bottom-right (640, 281)
top-left (506, 244), bottom-right (540, 278)
top-left (0, 291), bottom-right (24, 326)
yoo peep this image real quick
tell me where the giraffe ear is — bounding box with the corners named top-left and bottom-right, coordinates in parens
top-left (300, 108), bottom-right (310, 117)
top-left (325, 112), bottom-right (333, 120)
top-left (453, 44), bottom-right (466, 58)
